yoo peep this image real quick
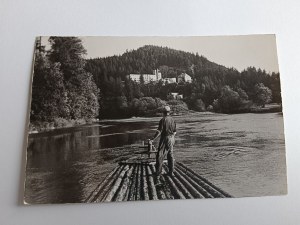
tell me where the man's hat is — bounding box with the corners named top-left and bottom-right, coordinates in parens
top-left (164, 106), bottom-right (171, 112)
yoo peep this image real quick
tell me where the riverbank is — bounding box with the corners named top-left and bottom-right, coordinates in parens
top-left (28, 103), bottom-right (282, 133)
top-left (249, 103), bottom-right (282, 113)
top-left (213, 103), bottom-right (282, 114)
top-left (29, 118), bottom-right (99, 134)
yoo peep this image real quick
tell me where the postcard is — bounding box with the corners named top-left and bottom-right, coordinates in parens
top-left (24, 35), bottom-right (287, 204)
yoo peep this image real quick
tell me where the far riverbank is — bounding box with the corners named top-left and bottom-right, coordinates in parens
top-left (28, 103), bottom-right (282, 134)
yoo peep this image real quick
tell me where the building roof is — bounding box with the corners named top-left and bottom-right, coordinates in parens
top-left (178, 73), bottom-right (191, 78)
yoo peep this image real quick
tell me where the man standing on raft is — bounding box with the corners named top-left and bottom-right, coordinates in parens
top-left (150, 106), bottom-right (177, 181)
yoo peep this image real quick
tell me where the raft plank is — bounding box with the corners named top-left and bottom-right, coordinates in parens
top-left (146, 165), bottom-right (158, 200)
top-left (142, 165), bottom-right (150, 200)
top-left (176, 163), bottom-right (224, 198)
top-left (172, 173), bottom-right (194, 199)
top-left (94, 165), bottom-right (126, 203)
top-left (160, 167), bottom-right (174, 200)
top-left (149, 164), bottom-right (166, 200)
top-left (87, 161), bottom-right (231, 203)
top-left (123, 164), bottom-right (137, 201)
top-left (104, 165), bottom-right (129, 202)
top-left (135, 164), bottom-right (142, 201)
top-left (114, 165), bottom-right (134, 201)
top-left (173, 170), bottom-right (204, 199)
top-left (85, 166), bottom-right (120, 203)
top-left (177, 162), bottom-right (232, 197)
top-left (162, 164), bottom-right (192, 199)
top-left (175, 165), bottom-right (214, 198)
top-left (127, 165), bottom-right (138, 201)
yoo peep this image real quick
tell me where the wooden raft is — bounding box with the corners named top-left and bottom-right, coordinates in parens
top-left (86, 161), bottom-right (231, 203)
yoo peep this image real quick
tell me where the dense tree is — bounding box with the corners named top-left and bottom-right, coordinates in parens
top-left (31, 52), bottom-right (67, 121)
top-left (237, 88), bottom-right (248, 100)
top-left (48, 37), bottom-right (87, 80)
top-left (66, 71), bottom-right (99, 119)
top-left (193, 99), bottom-right (206, 112)
top-left (130, 97), bottom-right (167, 117)
top-left (253, 83), bottom-right (272, 107)
top-left (167, 100), bottom-right (189, 114)
top-left (218, 86), bottom-right (242, 113)
top-left (268, 72), bottom-right (282, 103)
top-left (48, 37), bottom-right (100, 119)
top-left (31, 37), bottom-right (100, 122)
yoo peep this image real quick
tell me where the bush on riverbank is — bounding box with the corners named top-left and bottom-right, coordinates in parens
top-left (211, 86), bottom-right (251, 113)
top-left (29, 117), bottom-right (95, 133)
top-left (167, 100), bottom-right (190, 115)
top-left (129, 97), bottom-right (167, 117)
top-left (128, 98), bottom-right (190, 117)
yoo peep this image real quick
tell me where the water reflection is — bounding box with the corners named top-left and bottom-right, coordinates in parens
top-left (25, 121), bottom-right (158, 203)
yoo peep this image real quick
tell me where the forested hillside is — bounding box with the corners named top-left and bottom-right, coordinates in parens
top-left (85, 45), bottom-right (282, 117)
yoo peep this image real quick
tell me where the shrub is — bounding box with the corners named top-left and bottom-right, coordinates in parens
top-left (212, 99), bottom-right (220, 112)
top-left (237, 88), bottom-right (248, 100)
top-left (167, 100), bottom-right (189, 114)
top-left (130, 97), bottom-right (167, 117)
top-left (207, 105), bottom-right (213, 111)
top-left (54, 117), bottom-right (72, 128)
top-left (253, 83), bottom-right (272, 107)
top-left (219, 86), bottom-right (241, 113)
top-left (193, 99), bottom-right (206, 112)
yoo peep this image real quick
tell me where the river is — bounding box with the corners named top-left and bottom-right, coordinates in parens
top-left (24, 112), bottom-right (287, 204)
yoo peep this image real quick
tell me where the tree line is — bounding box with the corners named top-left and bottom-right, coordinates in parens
top-left (30, 38), bottom-right (282, 129)
top-left (85, 45), bottom-right (281, 116)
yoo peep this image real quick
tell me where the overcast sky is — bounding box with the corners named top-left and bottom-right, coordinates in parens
top-left (42, 35), bottom-right (279, 73)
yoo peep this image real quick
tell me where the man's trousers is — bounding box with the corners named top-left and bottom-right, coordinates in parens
top-left (155, 135), bottom-right (175, 176)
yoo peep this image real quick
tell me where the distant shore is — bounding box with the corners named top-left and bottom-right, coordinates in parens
top-left (248, 103), bottom-right (282, 113)
top-left (28, 104), bottom-right (282, 134)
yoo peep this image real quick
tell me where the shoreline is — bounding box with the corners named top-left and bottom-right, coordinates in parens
top-left (28, 118), bottom-right (98, 134)
top-left (28, 106), bottom-right (282, 134)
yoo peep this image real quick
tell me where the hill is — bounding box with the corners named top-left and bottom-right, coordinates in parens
top-left (85, 45), bottom-right (281, 118)
top-left (85, 45), bottom-right (227, 82)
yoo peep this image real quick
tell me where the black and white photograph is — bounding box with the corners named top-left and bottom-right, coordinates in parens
top-left (24, 35), bottom-right (287, 204)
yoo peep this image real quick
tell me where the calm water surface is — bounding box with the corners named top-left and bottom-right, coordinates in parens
top-left (24, 113), bottom-right (287, 203)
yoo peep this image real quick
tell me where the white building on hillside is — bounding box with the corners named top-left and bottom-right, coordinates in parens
top-left (127, 69), bottom-right (162, 84)
top-left (162, 77), bottom-right (177, 84)
top-left (169, 92), bottom-right (183, 100)
top-left (178, 73), bottom-right (192, 83)
top-left (128, 74), bottom-right (141, 83)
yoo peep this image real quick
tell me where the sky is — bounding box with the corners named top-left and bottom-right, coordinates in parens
top-left (41, 35), bottom-right (279, 73)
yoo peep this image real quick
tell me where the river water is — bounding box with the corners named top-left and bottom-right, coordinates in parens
top-left (24, 112), bottom-right (287, 204)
